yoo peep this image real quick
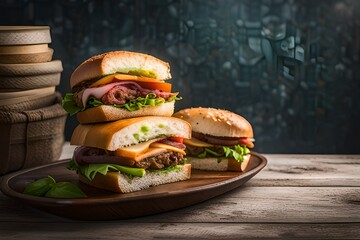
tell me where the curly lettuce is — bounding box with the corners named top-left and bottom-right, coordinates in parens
top-left (62, 93), bottom-right (181, 116)
top-left (67, 159), bottom-right (145, 181)
top-left (67, 158), bottom-right (188, 181)
top-left (196, 145), bottom-right (250, 162)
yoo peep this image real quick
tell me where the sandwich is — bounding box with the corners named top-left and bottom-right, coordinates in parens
top-left (173, 107), bottom-right (254, 172)
top-left (67, 116), bottom-right (192, 193)
top-left (62, 51), bottom-right (180, 124)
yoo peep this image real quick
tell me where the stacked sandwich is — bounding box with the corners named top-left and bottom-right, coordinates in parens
top-left (63, 51), bottom-right (192, 193)
top-left (0, 26), bottom-right (66, 174)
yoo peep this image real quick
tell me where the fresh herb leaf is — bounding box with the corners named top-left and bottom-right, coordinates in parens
top-left (23, 176), bottom-right (87, 199)
top-left (45, 182), bottom-right (87, 198)
top-left (23, 176), bottom-right (55, 196)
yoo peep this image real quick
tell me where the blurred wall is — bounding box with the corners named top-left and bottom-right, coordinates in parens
top-left (1, 0), bottom-right (359, 153)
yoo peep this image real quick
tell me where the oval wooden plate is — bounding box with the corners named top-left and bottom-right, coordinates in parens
top-left (0, 152), bottom-right (267, 220)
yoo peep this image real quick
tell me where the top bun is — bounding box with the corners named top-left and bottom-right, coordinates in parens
top-left (173, 107), bottom-right (253, 138)
top-left (70, 51), bottom-right (171, 88)
top-left (71, 116), bottom-right (191, 151)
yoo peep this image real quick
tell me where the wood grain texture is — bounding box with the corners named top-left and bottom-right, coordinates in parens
top-left (250, 154), bottom-right (360, 187)
top-left (0, 223), bottom-right (359, 240)
top-left (0, 186), bottom-right (359, 223)
top-left (0, 144), bottom-right (358, 239)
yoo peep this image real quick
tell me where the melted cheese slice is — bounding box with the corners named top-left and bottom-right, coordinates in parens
top-left (114, 138), bottom-right (185, 162)
top-left (90, 74), bottom-right (162, 87)
top-left (132, 148), bottom-right (167, 162)
top-left (183, 138), bottom-right (214, 147)
top-left (149, 143), bottom-right (186, 155)
top-left (115, 138), bottom-right (164, 159)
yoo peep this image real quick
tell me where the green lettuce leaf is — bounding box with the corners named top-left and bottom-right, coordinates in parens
top-left (67, 159), bottom-right (188, 181)
top-left (61, 93), bottom-right (82, 115)
top-left (62, 93), bottom-right (182, 115)
top-left (196, 145), bottom-right (250, 162)
top-left (67, 159), bottom-right (146, 181)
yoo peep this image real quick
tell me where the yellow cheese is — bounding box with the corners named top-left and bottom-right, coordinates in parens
top-left (115, 138), bottom-right (164, 158)
top-left (183, 138), bottom-right (214, 147)
top-left (90, 73), bottom-right (162, 87)
top-left (133, 148), bottom-right (167, 162)
top-left (114, 138), bottom-right (186, 162)
top-left (149, 143), bottom-right (186, 155)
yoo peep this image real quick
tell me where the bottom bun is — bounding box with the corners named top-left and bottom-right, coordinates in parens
top-left (79, 164), bottom-right (191, 193)
top-left (77, 101), bottom-right (175, 124)
top-left (188, 154), bottom-right (251, 172)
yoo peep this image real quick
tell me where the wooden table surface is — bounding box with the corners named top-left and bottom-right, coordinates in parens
top-left (0, 144), bottom-right (359, 239)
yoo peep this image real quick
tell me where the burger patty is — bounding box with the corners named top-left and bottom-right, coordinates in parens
top-left (73, 146), bottom-right (184, 170)
top-left (134, 151), bottom-right (184, 169)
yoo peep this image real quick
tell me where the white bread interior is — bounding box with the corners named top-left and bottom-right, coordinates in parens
top-left (188, 154), bottom-right (251, 172)
top-left (70, 116), bottom-right (192, 151)
top-left (77, 101), bottom-right (175, 124)
top-left (70, 51), bottom-right (171, 88)
top-left (79, 164), bottom-right (191, 193)
top-left (173, 107), bottom-right (253, 138)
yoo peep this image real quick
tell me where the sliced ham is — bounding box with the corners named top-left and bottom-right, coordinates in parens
top-left (158, 139), bottom-right (186, 150)
top-left (80, 81), bottom-right (175, 108)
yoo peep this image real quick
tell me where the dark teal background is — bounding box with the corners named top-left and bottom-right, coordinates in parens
top-left (1, 0), bottom-right (359, 153)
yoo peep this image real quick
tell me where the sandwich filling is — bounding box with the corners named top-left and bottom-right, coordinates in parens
top-left (184, 132), bottom-right (254, 162)
top-left (68, 137), bottom-right (187, 181)
top-left (62, 73), bottom-right (181, 115)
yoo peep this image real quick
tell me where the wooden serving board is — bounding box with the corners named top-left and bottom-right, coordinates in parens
top-left (0, 153), bottom-right (267, 220)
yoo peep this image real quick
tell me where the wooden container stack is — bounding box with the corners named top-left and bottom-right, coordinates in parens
top-left (0, 26), bottom-right (67, 175)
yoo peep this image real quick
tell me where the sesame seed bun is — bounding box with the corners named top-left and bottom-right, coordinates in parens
top-left (70, 51), bottom-right (171, 89)
top-left (173, 107), bottom-right (253, 138)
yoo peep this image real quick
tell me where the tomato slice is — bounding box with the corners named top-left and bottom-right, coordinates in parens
top-left (136, 81), bottom-right (172, 92)
top-left (90, 74), bottom-right (172, 92)
top-left (168, 137), bottom-right (184, 143)
top-left (239, 138), bottom-right (254, 148)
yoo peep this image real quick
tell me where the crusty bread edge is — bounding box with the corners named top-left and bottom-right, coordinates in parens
top-left (77, 101), bottom-right (175, 124)
top-left (78, 164), bottom-right (192, 193)
top-left (187, 154), bottom-right (251, 172)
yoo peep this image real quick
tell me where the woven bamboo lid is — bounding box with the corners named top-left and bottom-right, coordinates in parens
top-left (0, 92), bottom-right (61, 111)
top-left (0, 60), bottom-right (62, 76)
top-left (0, 26), bottom-right (51, 45)
top-left (0, 87), bottom-right (55, 106)
top-left (0, 44), bottom-right (53, 63)
top-left (0, 48), bottom-right (53, 64)
top-left (0, 44), bottom-right (49, 54)
top-left (0, 86), bottom-right (55, 99)
top-left (0, 73), bottom-right (61, 90)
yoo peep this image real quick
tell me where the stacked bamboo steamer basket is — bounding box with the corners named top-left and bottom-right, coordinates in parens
top-left (0, 26), bottom-right (67, 175)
